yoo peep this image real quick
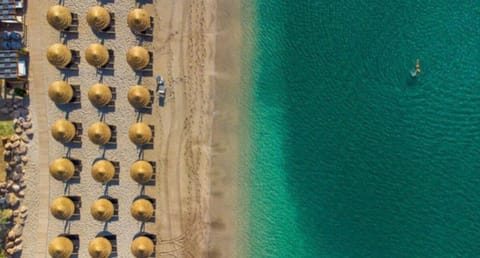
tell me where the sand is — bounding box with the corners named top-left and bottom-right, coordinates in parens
top-left (22, 0), bottom-right (242, 257)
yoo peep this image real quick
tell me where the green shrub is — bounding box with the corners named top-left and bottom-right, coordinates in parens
top-left (0, 121), bottom-right (13, 137)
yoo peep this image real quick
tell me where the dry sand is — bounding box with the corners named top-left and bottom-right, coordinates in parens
top-left (23, 0), bottom-right (242, 257)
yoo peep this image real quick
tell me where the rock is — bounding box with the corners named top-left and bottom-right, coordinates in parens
top-left (4, 142), bottom-right (11, 150)
top-left (17, 190), bottom-right (24, 198)
top-left (6, 248), bottom-right (14, 255)
top-left (25, 128), bottom-right (33, 137)
top-left (11, 141), bottom-right (19, 148)
top-left (14, 237), bottom-right (22, 245)
top-left (14, 127), bottom-right (22, 134)
top-left (25, 114), bottom-right (31, 122)
top-left (21, 121), bottom-right (31, 129)
top-left (12, 210), bottom-right (19, 217)
top-left (14, 243), bottom-right (22, 252)
top-left (19, 206), bottom-right (27, 213)
top-left (10, 172), bottom-right (20, 182)
top-left (20, 133), bottom-right (29, 143)
top-left (11, 184), bottom-right (20, 192)
top-left (7, 230), bottom-right (15, 240)
top-left (13, 224), bottom-right (23, 237)
top-left (7, 181), bottom-right (13, 189)
top-left (5, 240), bottom-right (14, 249)
top-left (20, 155), bottom-right (27, 164)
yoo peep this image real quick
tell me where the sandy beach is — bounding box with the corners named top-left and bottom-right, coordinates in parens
top-left (22, 0), bottom-right (242, 257)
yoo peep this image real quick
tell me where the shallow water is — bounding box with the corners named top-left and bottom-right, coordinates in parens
top-left (242, 1), bottom-right (480, 257)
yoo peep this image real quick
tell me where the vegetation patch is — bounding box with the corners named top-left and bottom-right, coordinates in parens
top-left (0, 121), bottom-right (13, 137)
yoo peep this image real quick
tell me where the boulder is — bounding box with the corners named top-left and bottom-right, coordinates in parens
top-left (25, 128), bottom-right (33, 137)
top-left (6, 247), bottom-right (14, 255)
top-left (20, 155), bottom-right (28, 164)
top-left (5, 240), bottom-right (14, 249)
top-left (12, 210), bottom-right (19, 217)
top-left (17, 190), bottom-right (24, 198)
top-left (14, 237), bottom-right (22, 245)
top-left (21, 121), bottom-right (32, 129)
top-left (20, 133), bottom-right (29, 143)
top-left (11, 184), bottom-right (20, 192)
top-left (13, 224), bottom-right (23, 237)
top-left (19, 206), bottom-right (27, 213)
top-left (7, 230), bottom-right (15, 240)
top-left (8, 194), bottom-right (18, 207)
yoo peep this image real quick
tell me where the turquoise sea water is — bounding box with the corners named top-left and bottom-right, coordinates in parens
top-left (242, 1), bottom-right (480, 257)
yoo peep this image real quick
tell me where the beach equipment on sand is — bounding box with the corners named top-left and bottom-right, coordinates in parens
top-left (10, 31), bottom-right (21, 40)
top-left (47, 5), bottom-right (73, 31)
top-left (91, 160), bottom-right (115, 183)
top-left (49, 158), bottom-right (75, 182)
top-left (131, 236), bottom-right (154, 258)
top-left (131, 198), bottom-right (154, 222)
top-left (47, 44), bottom-right (72, 68)
top-left (126, 46), bottom-right (150, 71)
top-left (128, 123), bottom-right (152, 145)
top-left (85, 43), bottom-right (109, 68)
top-left (88, 122), bottom-right (112, 145)
top-left (127, 85), bottom-right (151, 108)
top-left (88, 83), bottom-right (112, 107)
top-left (2, 31), bottom-right (9, 40)
top-left (50, 196), bottom-right (75, 220)
top-left (48, 81), bottom-right (73, 104)
top-left (130, 160), bottom-right (153, 184)
top-left (10, 41), bottom-right (21, 50)
top-left (88, 237), bottom-right (112, 258)
top-left (1, 41), bottom-right (10, 50)
top-left (90, 198), bottom-right (114, 222)
top-left (127, 9), bottom-right (151, 33)
top-left (51, 119), bottom-right (76, 143)
top-left (48, 236), bottom-right (74, 258)
top-left (87, 6), bottom-right (111, 31)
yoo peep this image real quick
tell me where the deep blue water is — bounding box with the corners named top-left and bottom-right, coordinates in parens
top-left (243, 1), bottom-right (480, 257)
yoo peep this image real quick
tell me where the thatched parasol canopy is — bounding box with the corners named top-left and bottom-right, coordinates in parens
top-left (88, 122), bottom-right (111, 145)
top-left (130, 160), bottom-right (153, 184)
top-left (91, 160), bottom-right (115, 183)
top-left (50, 196), bottom-right (75, 220)
top-left (48, 81), bottom-right (73, 104)
top-left (88, 237), bottom-right (112, 258)
top-left (130, 198), bottom-right (154, 222)
top-left (127, 9), bottom-right (151, 33)
top-left (87, 6), bottom-right (111, 31)
top-left (47, 44), bottom-right (72, 68)
top-left (131, 236), bottom-right (154, 258)
top-left (88, 83), bottom-right (112, 107)
top-left (128, 123), bottom-right (152, 145)
top-left (48, 236), bottom-right (74, 258)
top-left (85, 43), bottom-right (109, 68)
top-left (51, 119), bottom-right (76, 143)
top-left (49, 158), bottom-right (75, 182)
top-left (127, 85), bottom-right (151, 108)
top-left (90, 198), bottom-right (114, 222)
top-left (126, 46), bottom-right (149, 71)
top-left (47, 5), bottom-right (72, 31)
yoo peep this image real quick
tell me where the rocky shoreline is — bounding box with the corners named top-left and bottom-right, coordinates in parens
top-left (0, 99), bottom-right (31, 257)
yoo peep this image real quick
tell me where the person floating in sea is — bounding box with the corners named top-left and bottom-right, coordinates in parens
top-left (410, 59), bottom-right (421, 77)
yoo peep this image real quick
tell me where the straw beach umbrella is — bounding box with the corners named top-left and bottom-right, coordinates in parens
top-left (88, 83), bottom-right (112, 107)
top-left (128, 123), bottom-right (152, 145)
top-left (131, 198), bottom-right (154, 222)
top-left (47, 5), bottom-right (72, 31)
top-left (48, 236), bottom-right (74, 258)
top-left (88, 237), bottom-right (112, 258)
top-left (85, 43), bottom-right (109, 68)
top-left (88, 122), bottom-right (111, 145)
top-left (48, 81), bottom-right (73, 104)
top-left (47, 44), bottom-right (72, 68)
top-left (49, 158), bottom-right (75, 182)
top-left (130, 160), bottom-right (153, 184)
top-left (127, 85), bottom-right (151, 108)
top-left (91, 160), bottom-right (115, 183)
top-left (126, 46), bottom-right (149, 71)
top-left (127, 9), bottom-right (151, 33)
top-left (50, 196), bottom-right (75, 220)
top-left (90, 198), bottom-right (114, 222)
top-left (87, 6), bottom-right (111, 31)
top-left (131, 236), bottom-right (154, 258)
top-left (51, 119), bottom-right (76, 143)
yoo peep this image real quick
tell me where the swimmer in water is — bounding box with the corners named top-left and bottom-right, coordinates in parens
top-left (411, 59), bottom-right (421, 77)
